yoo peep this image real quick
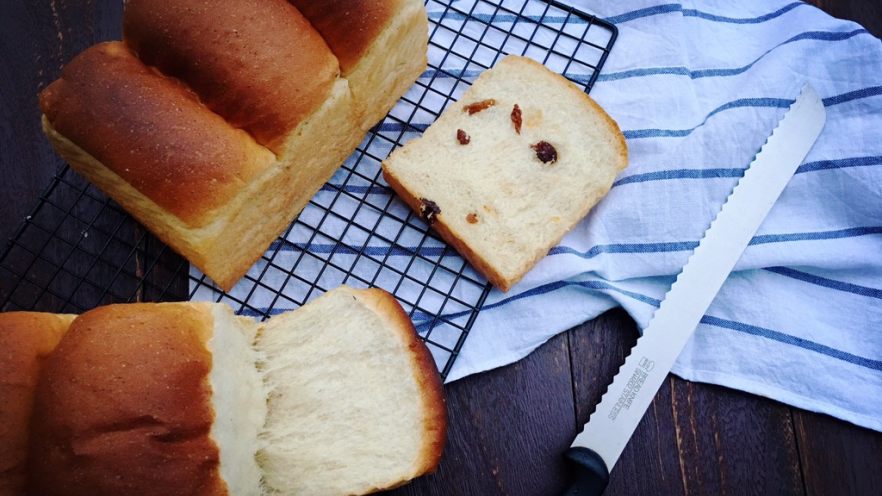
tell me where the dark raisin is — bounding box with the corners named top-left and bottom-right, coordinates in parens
top-left (511, 104), bottom-right (522, 134)
top-left (531, 141), bottom-right (558, 164)
top-left (466, 213), bottom-right (479, 224)
top-left (419, 198), bottom-right (441, 224)
top-left (457, 129), bottom-right (470, 145)
top-left (463, 99), bottom-right (496, 115)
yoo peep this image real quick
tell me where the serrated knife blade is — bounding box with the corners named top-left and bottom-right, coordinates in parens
top-left (561, 84), bottom-right (826, 496)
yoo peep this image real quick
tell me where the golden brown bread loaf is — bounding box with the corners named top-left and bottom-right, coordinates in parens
top-left (22, 287), bottom-right (446, 496)
top-left (39, 1), bottom-right (428, 291)
top-left (123, 0), bottom-right (339, 154)
top-left (0, 312), bottom-right (73, 496)
top-left (39, 42), bottom-right (276, 227)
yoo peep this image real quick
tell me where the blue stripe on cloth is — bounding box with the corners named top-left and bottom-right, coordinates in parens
top-left (319, 184), bottom-right (390, 195)
top-left (822, 85), bottom-right (882, 106)
top-left (623, 86), bottom-right (882, 140)
top-left (410, 277), bottom-right (882, 372)
top-left (269, 226), bottom-right (881, 258)
top-left (613, 167), bottom-right (745, 186)
top-left (797, 155), bottom-right (882, 173)
top-left (378, 90), bottom-right (882, 138)
top-left (605, 1), bottom-right (805, 25)
top-left (412, 279), bottom-right (661, 332)
top-left (268, 241), bottom-right (448, 257)
top-left (749, 226), bottom-right (882, 245)
top-left (548, 226), bottom-right (882, 260)
top-left (764, 267), bottom-right (882, 300)
top-left (549, 241), bottom-right (698, 258)
top-left (701, 316), bottom-right (882, 371)
top-left (423, 29), bottom-right (867, 87)
top-left (422, 68), bottom-right (593, 85)
top-left (598, 29), bottom-right (868, 82)
top-left (612, 155), bottom-right (882, 187)
top-left (426, 2), bottom-right (805, 26)
top-left (238, 307), bottom-right (289, 317)
top-left (320, 156), bottom-right (882, 200)
top-left (377, 122), bottom-right (428, 132)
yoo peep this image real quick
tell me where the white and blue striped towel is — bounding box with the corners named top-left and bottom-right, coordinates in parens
top-left (193, 0), bottom-right (882, 431)
top-left (443, 0), bottom-right (882, 431)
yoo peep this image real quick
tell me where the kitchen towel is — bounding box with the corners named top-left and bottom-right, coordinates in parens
top-left (446, 0), bottom-right (882, 431)
top-left (193, 0), bottom-right (882, 431)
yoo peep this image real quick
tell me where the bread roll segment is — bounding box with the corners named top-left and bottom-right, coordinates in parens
top-left (27, 303), bottom-right (233, 496)
top-left (291, 0), bottom-right (429, 130)
top-left (0, 312), bottom-right (73, 496)
top-left (39, 42), bottom-right (276, 228)
top-left (24, 287), bottom-right (446, 495)
top-left (123, 0), bottom-right (340, 154)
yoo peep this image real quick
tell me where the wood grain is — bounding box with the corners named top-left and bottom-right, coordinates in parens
top-left (794, 410), bottom-right (882, 496)
top-left (0, 0), bottom-right (122, 243)
top-left (569, 311), bottom-right (805, 495)
top-left (805, 0), bottom-right (882, 36)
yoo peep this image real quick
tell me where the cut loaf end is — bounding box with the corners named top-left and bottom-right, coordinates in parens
top-left (257, 287), bottom-right (446, 495)
top-left (382, 55), bottom-right (628, 291)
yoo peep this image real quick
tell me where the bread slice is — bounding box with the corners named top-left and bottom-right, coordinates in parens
top-left (382, 56), bottom-right (628, 291)
top-left (0, 312), bottom-right (73, 495)
top-left (25, 287), bottom-right (445, 495)
top-left (257, 287), bottom-right (446, 495)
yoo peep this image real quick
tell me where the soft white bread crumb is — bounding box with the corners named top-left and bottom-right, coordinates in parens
top-left (382, 55), bottom-right (628, 291)
top-left (256, 287), bottom-right (446, 496)
top-left (207, 305), bottom-right (267, 496)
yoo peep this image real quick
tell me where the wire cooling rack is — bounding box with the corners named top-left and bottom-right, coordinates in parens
top-left (0, 0), bottom-right (617, 378)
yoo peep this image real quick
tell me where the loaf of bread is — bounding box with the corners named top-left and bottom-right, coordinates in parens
top-left (382, 56), bottom-right (628, 291)
top-left (0, 313), bottom-right (73, 496)
top-left (23, 287), bottom-right (445, 496)
top-left (39, 0), bottom-right (428, 290)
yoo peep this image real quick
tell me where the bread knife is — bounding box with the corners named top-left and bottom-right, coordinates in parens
top-left (560, 84), bottom-right (826, 495)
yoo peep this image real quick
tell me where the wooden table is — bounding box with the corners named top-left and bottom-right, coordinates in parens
top-left (1, 1), bottom-right (880, 495)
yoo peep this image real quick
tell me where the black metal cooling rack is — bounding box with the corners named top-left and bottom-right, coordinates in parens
top-left (0, 0), bottom-right (617, 378)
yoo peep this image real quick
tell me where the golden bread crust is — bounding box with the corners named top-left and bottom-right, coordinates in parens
top-left (27, 303), bottom-right (227, 496)
top-left (350, 288), bottom-right (448, 478)
top-left (0, 312), bottom-right (73, 496)
top-left (39, 42), bottom-right (275, 228)
top-left (289, 0), bottom-right (404, 70)
top-left (123, 0), bottom-right (339, 153)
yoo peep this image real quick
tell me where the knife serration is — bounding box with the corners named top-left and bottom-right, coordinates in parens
top-left (570, 85), bottom-right (826, 470)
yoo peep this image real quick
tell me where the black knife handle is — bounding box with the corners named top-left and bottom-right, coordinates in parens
top-left (561, 447), bottom-right (610, 496)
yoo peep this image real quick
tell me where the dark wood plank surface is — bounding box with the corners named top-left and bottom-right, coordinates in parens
top-left (1, 1), bottom-right (881, 495)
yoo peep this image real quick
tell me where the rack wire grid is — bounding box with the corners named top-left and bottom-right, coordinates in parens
top-left (0, 0), bottom-right (617, 378)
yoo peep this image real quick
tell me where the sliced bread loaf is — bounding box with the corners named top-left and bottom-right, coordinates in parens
top-left (25, 287), bottom-right (445, 495)
top-left (382, 56), bottom-right (628, 291)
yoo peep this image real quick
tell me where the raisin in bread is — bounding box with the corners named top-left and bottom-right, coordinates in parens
top-left (382, 56), bottom-right (628, 291)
